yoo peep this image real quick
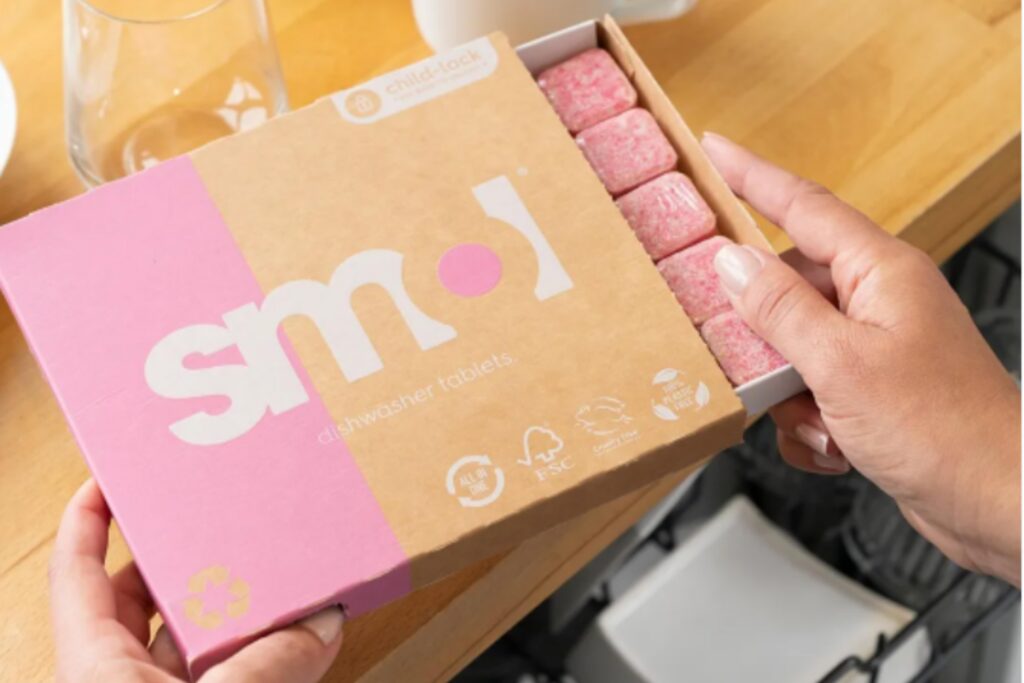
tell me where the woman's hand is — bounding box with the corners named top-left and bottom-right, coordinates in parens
top-left (702, 133), bottom-right (1021, 586)
top-left (49, 479), bottom-right (345, 683)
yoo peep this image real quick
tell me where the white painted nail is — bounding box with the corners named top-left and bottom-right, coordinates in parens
top-left (812, 451), bottom-right (850, 473)
top-left (714, 244), bottom-right (764, 296)
top-left (299, 606), bottom-right (344, 645)
top-left (795, 423), bottom-right (831, 456)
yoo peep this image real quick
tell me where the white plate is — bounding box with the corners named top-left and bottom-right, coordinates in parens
top-left (0, 60), bottom-right (16, 177)
top-left (567, 496), bottom-right (932, 683)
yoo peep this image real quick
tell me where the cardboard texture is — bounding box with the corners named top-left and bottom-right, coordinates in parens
top-left (0, 24), bottom-right (762, 676)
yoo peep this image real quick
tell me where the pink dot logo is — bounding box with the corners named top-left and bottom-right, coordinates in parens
top-left (437, 243), bottom-right (502, 297)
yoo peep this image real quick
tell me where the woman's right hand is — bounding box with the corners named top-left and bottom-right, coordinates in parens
top-left (701, 133), bottom-right (1021, 586)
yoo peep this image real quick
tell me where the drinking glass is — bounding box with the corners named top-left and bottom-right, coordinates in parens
top-left (64, 0), bottom-right (288, 186)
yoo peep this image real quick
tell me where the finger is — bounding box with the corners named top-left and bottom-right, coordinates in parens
top-left (769, 393), bottom-right (842, 458)
top-left (781, 248), bottom-right (836, 304)
top-left (200, 607), bottom-right (344, 683)
top-left (150, 624), bottom-right (189, 680)
top-left (111, 562), bottom-right (156, 645)
top-left (777, 429), bottom-right (850, 476)
top-left (50, 479), bottom-right (116, 629)
top-left (701, 132), bottom-right (895, 266)
top-left (713, 242), bottom-right (856, 383)
top-left (49, 479), bottom-right (120, 674)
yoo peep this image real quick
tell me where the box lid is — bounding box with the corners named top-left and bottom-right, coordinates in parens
top-left (0, 33), bottom-right (744, 674)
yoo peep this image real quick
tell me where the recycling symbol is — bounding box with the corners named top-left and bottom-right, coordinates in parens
top-left (183, 565), bottom-right (250, 630)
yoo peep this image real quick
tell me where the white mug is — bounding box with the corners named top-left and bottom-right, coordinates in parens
top-left (411, 0), bottom-right (697, 51)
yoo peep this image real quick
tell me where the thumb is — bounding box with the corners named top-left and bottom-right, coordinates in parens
top-left (713, 243), bottom-right (850, 384)
top-left (200, 606), bottom-right (344, 683)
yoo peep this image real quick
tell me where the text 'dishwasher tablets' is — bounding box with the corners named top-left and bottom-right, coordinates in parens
top-left (536, 47), bottom-right (637, 134)
top-left (615, 171), bottom-right (717, 260)
top-left (575, 108), bottom-right (678, 196)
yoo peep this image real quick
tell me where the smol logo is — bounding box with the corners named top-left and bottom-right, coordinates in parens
top-left (183, 565), bottom-right (250, 630)
top-left (344, 89), bottom-right (381, 118)
top-left (446, 454), bottom-right (504, 508)
top-left (146, 174), bottom-right (574, 446)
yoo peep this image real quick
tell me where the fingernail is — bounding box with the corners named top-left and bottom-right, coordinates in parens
top-left (812, 451), bottom-right (850, 473)
top-left (795, 423), bottom-right (831, 455)
top-left (714, 244), bottom-right (764, 295)
top-left (299, 606), bottom-right (344, 645)
top-left (701, 131), bottom-right (734, 149)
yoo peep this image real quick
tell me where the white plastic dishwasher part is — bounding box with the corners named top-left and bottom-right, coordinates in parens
top-left (567, 496), bottom-right (931, 683)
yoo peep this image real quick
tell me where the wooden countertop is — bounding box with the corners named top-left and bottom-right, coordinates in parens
top-left (0, 1), bottom-right (1019, 681)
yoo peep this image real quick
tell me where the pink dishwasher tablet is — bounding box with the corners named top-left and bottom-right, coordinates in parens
top-left (616, 171), bottom-right (717, 260)
top-left (700, 311), bottom-right (787, 386)
top-left (536, 48), bottom-right (638, 133)
top-left (656, 235), bottom-right (732, 325)
top-left (576, 109), bottom-right (678, 196)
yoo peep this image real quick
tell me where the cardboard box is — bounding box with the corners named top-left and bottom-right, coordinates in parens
top-left (0, 17), bottom-right (801, 676)
top-left (516, 19), bottom-right (805, 416)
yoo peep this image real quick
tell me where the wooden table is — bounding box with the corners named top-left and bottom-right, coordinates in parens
top-left (0, 0), bottom-right (1019, 680)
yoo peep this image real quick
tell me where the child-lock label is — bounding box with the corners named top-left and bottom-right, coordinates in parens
top-left (332, 37), bottom-right (498, 124)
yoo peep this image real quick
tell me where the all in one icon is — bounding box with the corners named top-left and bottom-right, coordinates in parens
top-left (445, 454), bottom-right (505, 508)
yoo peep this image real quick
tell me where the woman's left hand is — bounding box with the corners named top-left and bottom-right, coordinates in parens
top-left (49, 479), bottom-right (345, 683)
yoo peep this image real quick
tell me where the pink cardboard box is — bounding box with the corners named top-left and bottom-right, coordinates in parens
top-left (0, 19), bottom-right (806, 679)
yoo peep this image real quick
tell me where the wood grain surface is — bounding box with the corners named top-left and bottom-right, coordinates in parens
top-left (0, 0), bottom-right (1019, 681)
